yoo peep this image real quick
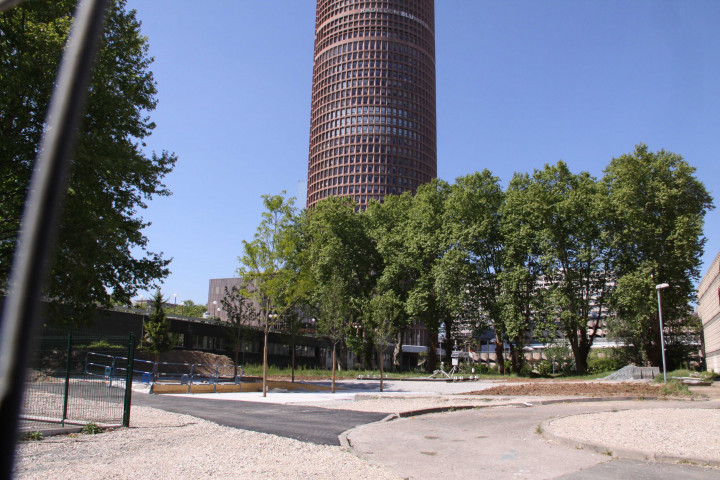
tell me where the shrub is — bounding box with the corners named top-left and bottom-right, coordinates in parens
top-left (587, 352), bottom-right (624, 374)
top-left (86, 340), bottom-right (117, 350)
top-left (535, 360), bottom-right (553, 376)
top-left (22, 431), bottom-right (43, 441)
top-left (519, 362), bottom-right (533, 376)
top-left (82, 422), bottom-right (103, 435)
top-left (475, 363), bottom-right (490, 374)
top-left (543, 341), bottom-right (575, 373)
top-left (608, 345), bottom-right (645, 367)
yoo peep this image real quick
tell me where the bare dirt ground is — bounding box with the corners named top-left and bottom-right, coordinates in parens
top-left (133, 351), bottom-right (718, 399)
top-left (466, 381), bottom-right (674, 397)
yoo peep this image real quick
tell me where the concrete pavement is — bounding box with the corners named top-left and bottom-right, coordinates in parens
top-left (344, 399), bottom-right (720, 480)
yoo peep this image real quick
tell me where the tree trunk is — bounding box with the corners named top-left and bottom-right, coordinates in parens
top-left (494, 333), bottom-right (505, 374)
top-left (427, 335), bottom-right (439, 372)
top-left (571, 332), bottom-right (591, 374)
top-left (364, 339), bottom-right (373, 369)
top-left (262, 329), bottom-right (268, 397)
top-left (234, 326), bottom-right (241, 379)
top-left (336, 342), bottom-right (348, 371)
top-left (443, 318), bottom-right (453, 365)
top-left (331, 343), bottom-right (337, 394)
top-left (379, 344), bottom-right (384, 392)
top-left (509, 340), bottom-right (524, 373)
top-left (393, 331), bottom-right (403, 371)
top-left (644, 339), bottom-right (662, 368)
top-left (291, 336), bottom-right (296, 383)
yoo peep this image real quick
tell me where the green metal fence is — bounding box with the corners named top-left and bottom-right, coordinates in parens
top-left (20, 333), bottom-right (135, 431)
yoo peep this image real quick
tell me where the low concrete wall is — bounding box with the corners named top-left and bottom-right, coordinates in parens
top-left (150, 380), bottom-right (335, 394)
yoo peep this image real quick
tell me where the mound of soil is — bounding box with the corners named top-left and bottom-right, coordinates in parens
top-left (135, 350), bottom-right (236, 375)
top-left (466, 382), bottom-right (669, 397)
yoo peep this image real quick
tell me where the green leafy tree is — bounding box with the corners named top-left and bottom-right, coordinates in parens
top-left (168, 300), bottom-right (207, 318)
top-left (0, 0), bottom-right (175, 324)
top-left (305, 196), bottom-right (377, 392)
top-left (314, 275), bottom-right (351, 392)
top-left (220, 285), bottom-right (259, 370)
top-left (238, 192), bottom-right (299, 396)
top-left (499, 172), bottom-right (552, 373)
top-left (365, 290), bottom-right (404, 390)
top-left (441, 171), bottom-right (506, 372)
top-left (273, 208), bottom-right (314, 382)
top-left (143, 289), bottom-right (177, 378)
top-left (604, 145), bottom-right (713, 367)
top-left (366, 193), bottom-right (414, 369)
top-left (403, 180), bottom-right (452, 372)
top-left (529, 162), bottom-right (615, 373)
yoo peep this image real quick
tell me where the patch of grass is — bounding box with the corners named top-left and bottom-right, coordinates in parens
top-left (76, 340), bottom-right (125, 350)
top-left (81, 422), bottom-right (103, 435)
top-left (22, 431), bottom-right (43, 441)
top-left (554, 371), bottom-right (616, 381)
top-left (657, 369), bottom-right (715, 383)
top-left (241, 364), bottom-right (432, 379)
top-left (660, 379), bottom-right (692, 396)
top-left (536, 424), bottom-right (543, 434)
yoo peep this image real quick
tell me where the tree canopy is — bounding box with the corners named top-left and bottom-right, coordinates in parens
top-left (604, 145), bottom-right (713, 367)
top-left (0, 0), bottom-right (176, 324)
top-left (143, 289), bottom-right (176, 360)
top-left (241, 143), bottom-right (711, 374)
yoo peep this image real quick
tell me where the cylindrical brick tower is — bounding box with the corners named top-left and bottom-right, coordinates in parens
top-left (306, 0), bottom-right (436, 211)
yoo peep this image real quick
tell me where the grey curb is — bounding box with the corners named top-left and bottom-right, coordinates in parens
top-left (541, 418), bottom-right (720, 468)
top-left (19, 426), bottom-right (83, 438)
top-left (339, 413), bottom-right (397, 449)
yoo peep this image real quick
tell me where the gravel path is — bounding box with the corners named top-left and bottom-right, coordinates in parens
top-left (14, 405), bottom-right (401, 480)
top-left (15, 379), bottom-right (720, 478)
top-left (544, 407), bottom-right (720, 463)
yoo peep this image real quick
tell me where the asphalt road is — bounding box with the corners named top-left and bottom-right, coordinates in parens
top-left (132, 392), bottom-right (387, 445)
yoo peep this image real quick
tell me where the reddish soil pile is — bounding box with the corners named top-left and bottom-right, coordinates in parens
top-left (135, 350), bottom-right (234, 366)
top-left (134, 351), bottom-right (236, 375)
top-left (466, 382), bottom-right (667, 397)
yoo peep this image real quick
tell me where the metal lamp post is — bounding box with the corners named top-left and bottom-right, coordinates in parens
top-left (656, 283), bottom-right (670, 383)
top-left (173, 293), bottom-right (177, 315)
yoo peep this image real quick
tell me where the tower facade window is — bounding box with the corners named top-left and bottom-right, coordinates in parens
top-left (306, 0), bottom-right (437, 210)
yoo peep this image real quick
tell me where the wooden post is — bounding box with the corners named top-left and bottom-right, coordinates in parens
top-left (331, 343), bottom-right (336, 394)
top-left (379, 344), bottom-right (384, 392)
top-left (263, 329), bottom-right (268, 397)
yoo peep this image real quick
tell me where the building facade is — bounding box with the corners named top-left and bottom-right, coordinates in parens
top-left (306, 0), bottom-right (437, 210)
top-left (208, 278), bottom-right (248, 323)
top-left (698, 251), bottom-right (720, 372)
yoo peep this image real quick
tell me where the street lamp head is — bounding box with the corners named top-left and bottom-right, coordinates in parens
top-left (656, 283), bottom-right (670, 290)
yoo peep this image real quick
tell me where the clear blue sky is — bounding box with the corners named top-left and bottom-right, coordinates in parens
top-left (124, 0), bottom-right (720, 306)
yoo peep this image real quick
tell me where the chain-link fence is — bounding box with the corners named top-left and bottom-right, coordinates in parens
top-left (20, 333), bottom-right (135, 431)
